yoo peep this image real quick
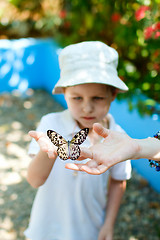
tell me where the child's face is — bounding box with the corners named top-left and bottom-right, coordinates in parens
top-left (64, 83), bottom-right (116, 129)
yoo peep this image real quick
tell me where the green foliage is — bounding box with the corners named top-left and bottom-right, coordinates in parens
top-left (0, 0), bottom-right (159, 116)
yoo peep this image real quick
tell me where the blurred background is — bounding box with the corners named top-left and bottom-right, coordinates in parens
top-left (0, 0), bottom-right (160, 239)
top-left (0, 0), bottom-right (159, 115)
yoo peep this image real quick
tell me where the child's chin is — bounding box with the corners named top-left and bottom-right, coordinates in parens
top-left (77, 121), bottom-right (94, 129)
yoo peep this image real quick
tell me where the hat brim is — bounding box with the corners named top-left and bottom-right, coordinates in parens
top-left (52, 68), bottom-right (128, 94)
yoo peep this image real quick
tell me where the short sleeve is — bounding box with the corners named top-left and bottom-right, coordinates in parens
top-left (109, 160), bottom-right (132, 180)
top-left (28, 116), bottom-right (48, 156)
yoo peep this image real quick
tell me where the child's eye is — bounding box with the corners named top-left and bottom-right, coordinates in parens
top-left (93, 96), bottom-right (104, 100)
top-left (73, 97), bottom-right (82, 100)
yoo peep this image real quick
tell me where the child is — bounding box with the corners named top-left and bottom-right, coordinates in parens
top-left (24, 41), bottom-right (131, 240)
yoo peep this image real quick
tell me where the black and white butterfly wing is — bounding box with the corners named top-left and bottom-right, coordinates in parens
top-left (70, 128), bottom-right (89, 145)
top-left (69, 128), bottom-right (89, 160)
top-left (69, 144), bottom-right (81, 160)
top-left (57, 144), bottom-right (69, 160)
top-left (47, 130), bottom-right (69, 160)
top-left (47, 130), bottom-right (67, 146)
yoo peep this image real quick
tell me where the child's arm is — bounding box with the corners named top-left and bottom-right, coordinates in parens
top-left (98, 177), bottom-right (126, 240)
top-left (27, 131), bottom-right (58, 188)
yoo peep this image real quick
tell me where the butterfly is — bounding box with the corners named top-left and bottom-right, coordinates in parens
top-left (47, 128), bottom-right (89, 160)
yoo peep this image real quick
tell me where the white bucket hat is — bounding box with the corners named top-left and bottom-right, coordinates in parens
top-left (52, 41), bottom-right (128, 94)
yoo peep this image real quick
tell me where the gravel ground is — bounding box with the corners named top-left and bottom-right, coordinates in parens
top-left (0, 89), bottom-right (160, 240)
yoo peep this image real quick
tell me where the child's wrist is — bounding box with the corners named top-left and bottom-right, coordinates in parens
top-left (103, 218), bottom-right (115, 230)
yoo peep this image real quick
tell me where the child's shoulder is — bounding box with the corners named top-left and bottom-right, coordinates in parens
top-left (42, 109), bottom-right (68, 121)
top-left (38, 110), bottom-right (70, 133)
top-left (107, 113), bottom-right (126, 133)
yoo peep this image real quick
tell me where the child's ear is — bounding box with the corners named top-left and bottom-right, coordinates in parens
top-left (112, 89), bottom-right (118, 101)
top-left (62, 88), bottom-right (66, 94)
top-left (63, 88), bottom-right (68, 102)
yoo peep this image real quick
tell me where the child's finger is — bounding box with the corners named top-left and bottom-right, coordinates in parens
top-left (93, 123), bottom-right (109, 138)
top-left (28, 131), bottom-right (45, 141)
top-left (28, 130), bottom-right (55, 153)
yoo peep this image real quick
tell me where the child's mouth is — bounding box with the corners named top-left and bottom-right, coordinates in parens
top-left (83, 117), bottom-right (95, 120)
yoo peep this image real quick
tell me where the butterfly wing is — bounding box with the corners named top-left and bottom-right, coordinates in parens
top-left (57, 144), bottom-right (69, 160)
top-left (47, 130), bottom-right (69, 160)
top-left (70, 128), bottom-right (89, 145)
top-left (69, 144), bottom-right (80, 160)
top-left (68, 128), bottom-right (89, 160)
top-left (47, 130), bottom-right (67, 147)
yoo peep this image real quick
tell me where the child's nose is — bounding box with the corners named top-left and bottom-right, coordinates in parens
top-left (83, 101), bottom-right (93, 113)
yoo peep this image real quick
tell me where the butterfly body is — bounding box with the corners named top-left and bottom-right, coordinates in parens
top-left (47, 128), bottom-right (89, 160)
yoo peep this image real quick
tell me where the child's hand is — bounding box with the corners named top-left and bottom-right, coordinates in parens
top-left (28, 131), bottom-right (58, 159)
top-left (98, 224), bottom-right (113, 240)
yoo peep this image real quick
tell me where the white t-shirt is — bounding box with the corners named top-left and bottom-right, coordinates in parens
top-left (24, 110), bottom-right (131, 240)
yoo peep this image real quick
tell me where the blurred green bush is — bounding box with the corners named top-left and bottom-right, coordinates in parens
top-left (0, 0), bottom-right (159, 116)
